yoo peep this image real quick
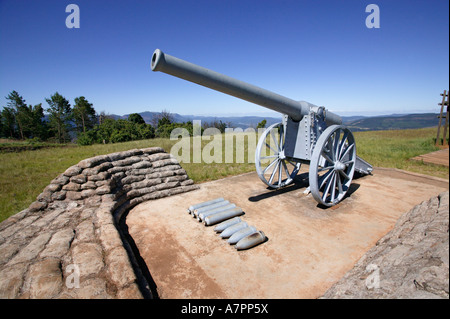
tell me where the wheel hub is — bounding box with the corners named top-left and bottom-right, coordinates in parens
top-left (334, 161), bottom-right (346, 171)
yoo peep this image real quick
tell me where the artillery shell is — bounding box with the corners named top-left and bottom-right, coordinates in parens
top-left (188, 197), bottom-right (225, 214)
top-left (193, 200), bottom-right (229, 219)
top-left (214, 217), bottom-right (242, 233)
top-left (219, 221), bottom-right (248, 238)
top-left (228, 226), bottom-right (257, 245)
top-left (203, 207), bottom-right (244, 226)
top-left (198, 203), bottom-right (236, 222)
top-left (235, 231), bottom-right (266, 250)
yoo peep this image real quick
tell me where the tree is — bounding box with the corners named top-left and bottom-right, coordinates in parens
top-left (0, 107), bottom-right (16, 138)
top-left (73, 96), bottom-right (96, 133)
top-left (5, 91), bottom-right (27, 139)
top-left (0, 111), bottom-right (3, 137)
top-left (76, 117), bottom-right (155, 145)
top-left (151, 109), bottom-right (174, 128)
top-left (128, 113), bottom-right (145, 125)
top-left (256, 119), bottom-right (267, 129)
top-left (28, 103), bottom-right (48, 140)
top-left (46, 92), bottom-right (72, 143)
top-left (3, 90), bottom-right (47, 140)
top-left (203, 119), bottom-right (227, 133)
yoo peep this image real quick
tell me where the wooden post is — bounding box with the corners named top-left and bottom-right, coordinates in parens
top-left (442, 92), bottom-right (449, 147)
top-left (436, 90), bottom-right (449, 146)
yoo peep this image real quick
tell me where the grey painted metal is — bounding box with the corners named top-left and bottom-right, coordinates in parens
top-left (203, 207), bottom-right (244, 226)
top-left (193, 200), bottom-right (229, 219)
top-left (151, 49), bottom-right (342, 124)
top-left (188, 197), bottom-right (224, 214)
top-left (214, 217), bottom-right (242, 233)
top-left (255, 121), bottom-right (301, 189)
top-left (284, 112), bottom-right (328, 160)
top-left (219, 221), bottom-right (249, 238)
top-left (355, 156), bottom-right (373, 175)
top-left (228, 226), bottom-right (257, 245)
top-left (309, 125), bottom-right (356, 207)
top-left (198, 203), bottom-right (236, 222)
top-left (235, 231), bottom-right (267, 250)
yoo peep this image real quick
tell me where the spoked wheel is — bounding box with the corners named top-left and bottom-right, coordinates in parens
top-left (255, 122), bottom-right (301, 189)
top-left (309, 125), bottom-right (356, 207)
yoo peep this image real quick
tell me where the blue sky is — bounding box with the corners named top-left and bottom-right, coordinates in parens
top-left (0, 0), bottom-right (448, 117)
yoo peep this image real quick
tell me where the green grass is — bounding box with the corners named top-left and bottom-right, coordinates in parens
top-left (0, 139), bottom-right (71, 153)
top-left (354, 127), bottom-right (448, 178)
top-left (0, 127), bottom-right (448, 223)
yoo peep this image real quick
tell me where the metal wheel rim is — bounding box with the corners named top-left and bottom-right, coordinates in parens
top-left (255, 122), bottom-right (301, 189)
top-left (309, 125), bottom-right (356, 206)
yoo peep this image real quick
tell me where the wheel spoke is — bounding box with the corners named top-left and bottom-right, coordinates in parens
top-left (263, 157), bottom-right (278, 174)
top-left (278, 160), bottom-right (283, 186)
top-left (318, 165), bottom-right (334, 172)
top-left (270, 129), bottom-right (280, 152)
top-left (319, 168), bottom-right (334, 189)
top-left (265, 142), bottom-right (277, 155)
top-left (330, 171), bottom-right (337, 202)
top-left (260, 155), bottom-right (278, 160)
top-left (322, 172), bottom-right (335, 202)
top-left (321, 151), bottom-right (334, 165)
top-left (333, 130), bottom-right (341, 161)
top-left (340, 143), bottom-right (355, 161)
top-left (336, 172), bottom-right (343, 194)
top-left (338, 131), bottom-right (349, 160)
top-left (268, 160), bottom-right (280, 184)
top-left (338, 169), bottom-right (350, 180)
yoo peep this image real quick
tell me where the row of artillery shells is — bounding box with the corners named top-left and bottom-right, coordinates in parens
top-left (187, 198), bottom-right (266, 250)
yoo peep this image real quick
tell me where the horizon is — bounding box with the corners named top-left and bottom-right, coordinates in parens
top-left (1, 1), bottom-right (448, 117)
top-left (113, 109), bottom-right (440, 120)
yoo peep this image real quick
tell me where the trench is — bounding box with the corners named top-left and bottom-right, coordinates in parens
top-left (118, 208), bottom-right (159, 299)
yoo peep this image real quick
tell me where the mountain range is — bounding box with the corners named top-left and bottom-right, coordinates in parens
top-left (110, 111), bottom-right (441, 132)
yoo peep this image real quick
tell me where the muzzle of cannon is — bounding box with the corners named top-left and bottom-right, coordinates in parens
top-left (151, 49), bottom-right (372, 206)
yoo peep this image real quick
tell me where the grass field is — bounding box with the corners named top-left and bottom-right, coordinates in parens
top-left (0, 127), bottom-right (448, 222)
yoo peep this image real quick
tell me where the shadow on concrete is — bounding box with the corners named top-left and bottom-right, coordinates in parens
top-left (248, 171), bottom-right (366, 209)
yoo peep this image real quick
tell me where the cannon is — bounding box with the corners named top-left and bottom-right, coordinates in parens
top-left (151, 49), bottom-right (372, 206)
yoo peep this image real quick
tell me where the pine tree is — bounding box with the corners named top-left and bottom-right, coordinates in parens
top-left (0, 107), bottom-right (16, 138)
top-left (6, 91), bottom-right (27, 139)
top-left (73, 96), bottom-right (96, 133)
top-left (46, 92), bottom-right (72, 143)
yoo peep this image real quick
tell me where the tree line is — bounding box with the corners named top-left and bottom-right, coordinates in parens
top-left (0, 90), bottom-right (98, 143)
top-left (1, 90), bottom-right (267, 146)
top-left (0, 91), bottom-right (192, 145)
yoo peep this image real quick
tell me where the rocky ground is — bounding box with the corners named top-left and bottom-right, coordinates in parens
top-left (322, 191), bottom-right (449, 299)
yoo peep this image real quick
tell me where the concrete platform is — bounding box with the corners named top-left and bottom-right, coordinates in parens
top-left (126, 167), bottom-right (449, 299)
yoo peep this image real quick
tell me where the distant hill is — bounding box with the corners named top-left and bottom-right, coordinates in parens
top-left (111, 111), bottom-right (440, 131)
top-left (343, 113), bottom-right (440, 132)
top-left (117, 112), bottom-right (282, 129)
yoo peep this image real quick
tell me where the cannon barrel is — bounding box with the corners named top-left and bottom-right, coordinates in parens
top-left (151, 49), bottom-right (342, 124)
